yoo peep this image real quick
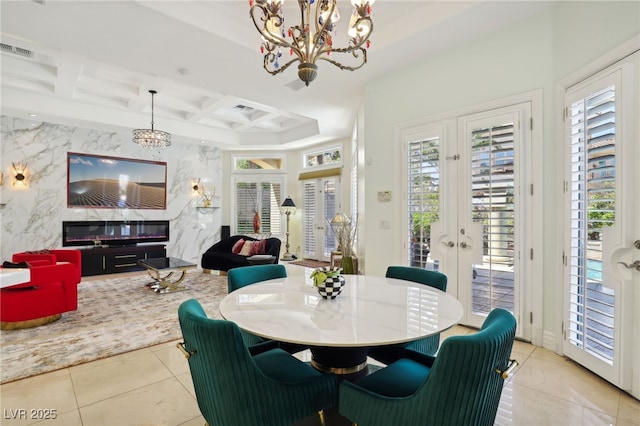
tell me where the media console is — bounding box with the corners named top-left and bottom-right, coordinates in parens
top-left (80, 245), bottom-right (167, 277)
top-left (62, 220), bottom-right (170, 277)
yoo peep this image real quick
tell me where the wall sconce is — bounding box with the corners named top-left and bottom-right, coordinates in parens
top-left (191, 178), bottom-right (201, 195)
top-left (12, 162), bottom-right (28, 187)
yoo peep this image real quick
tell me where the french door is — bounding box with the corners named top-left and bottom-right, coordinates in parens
top-left (403, 100), bottom-right (535, 340)
top-left (562, 52), bottom-right (639, 397)
top-left (302, 177), bottom-right (340, 261)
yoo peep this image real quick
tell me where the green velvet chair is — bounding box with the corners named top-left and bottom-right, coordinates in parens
top-left (340, 308), bottom-right (518, 426)
top-left (177, 299), bottom-right (338, 426)
top-left (227, 264), bottom-right (288, 292)
top-left (367, 266), bottom-right (448, 364)
top-left (227, 264), bottom-right (289, 354)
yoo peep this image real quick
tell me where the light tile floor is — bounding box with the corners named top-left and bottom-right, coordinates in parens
top-left (1, 265), bottom-right (639, 426)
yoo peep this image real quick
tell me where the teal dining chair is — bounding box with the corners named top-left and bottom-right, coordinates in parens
top-left (367, 266), bottom-right (448, 364)
top-left (339, 308), bottom-right (518, 426)
top-left (227, 264), bottom-right (306, 354)
top-left (227, 264), bottom-right (288, 292)
top-left (177, 299), bottom-right (338, 426)
top-left (227, 264), bottom-right (287, 355)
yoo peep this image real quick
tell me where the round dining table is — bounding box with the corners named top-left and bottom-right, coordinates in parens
top-left (219, 274), bottom-right (464, 375)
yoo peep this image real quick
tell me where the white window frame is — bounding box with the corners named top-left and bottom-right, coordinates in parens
top-left (232, 154), bottom-right (286, 173)
top-left (302, 146), bottom-right (343, 169)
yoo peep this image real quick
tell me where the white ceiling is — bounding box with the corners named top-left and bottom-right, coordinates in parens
top-left (0, 0), bottom-right (554, 151)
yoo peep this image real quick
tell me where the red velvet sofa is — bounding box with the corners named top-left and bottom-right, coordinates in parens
top-left (1, 250), bottom-right (82, 329)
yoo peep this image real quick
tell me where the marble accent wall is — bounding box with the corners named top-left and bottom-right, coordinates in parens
top-left (0, 116), bottom-right (222, 265)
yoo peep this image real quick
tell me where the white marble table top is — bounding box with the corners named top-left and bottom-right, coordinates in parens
top-left (219, 274), bottom-right (464, 347)
top-left (0, 268), bottom-right (31, 289)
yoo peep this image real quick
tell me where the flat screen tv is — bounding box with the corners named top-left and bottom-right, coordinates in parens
top-left (62, 220), bottom-right (169, 247)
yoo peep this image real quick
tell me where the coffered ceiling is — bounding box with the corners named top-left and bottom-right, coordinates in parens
top-left (0, 0), bottom-right (553, 150)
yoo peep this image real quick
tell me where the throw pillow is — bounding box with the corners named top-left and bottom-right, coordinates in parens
top-left (24, 249), bottom-right (51, 255)
top-left (231, 239), bottom-right (245, 254)
top-left (2, 261), bottom-right (30, 268)
top-left (250, 239), bottom-right (267, 256)
top-left (239, 241), bottom-right (254, 256)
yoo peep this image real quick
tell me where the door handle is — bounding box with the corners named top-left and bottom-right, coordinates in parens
top-left (618, 260), bottom-right (640, 271)
top-left (441, 241), bottom-right (455, 248)
top-left (459, 242), bottom-right (470, 249)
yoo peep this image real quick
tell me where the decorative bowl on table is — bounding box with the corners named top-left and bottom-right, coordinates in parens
top-left (310, 266), bottom-right (345, 299)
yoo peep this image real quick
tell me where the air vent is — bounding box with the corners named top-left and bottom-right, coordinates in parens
top-left (234, 104), bottom-right (254, 112)
top-left (0, 43), bottom-right (33, 58)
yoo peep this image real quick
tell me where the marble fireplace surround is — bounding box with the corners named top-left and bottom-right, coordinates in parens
top-left (0, 116), bottom-right (222, 266)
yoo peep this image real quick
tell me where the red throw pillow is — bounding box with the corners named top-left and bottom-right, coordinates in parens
top-left (250, 239), bottom-right (267, 256)
top-left (239, 241), bottom-right (254, 256)
top-left (232, 239), bottom-right (245, 254)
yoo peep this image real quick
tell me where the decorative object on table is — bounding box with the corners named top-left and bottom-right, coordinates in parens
top-left (281, 196), bottom-right (296, 261)
top-left (249, 0), bottom-right (375, 86)
top-left (132, 89), bottom-right (171, 151)
top-left (329, 212), bottom-right (358, 274)
top-left (310, 266), bottom-right (345, 299)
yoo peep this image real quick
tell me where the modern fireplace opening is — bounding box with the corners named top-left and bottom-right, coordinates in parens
top-left (62, 220), bottom-right (170, 247)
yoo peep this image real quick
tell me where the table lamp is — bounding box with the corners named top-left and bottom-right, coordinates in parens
top-left (281, 197), bottom-right (296, 261)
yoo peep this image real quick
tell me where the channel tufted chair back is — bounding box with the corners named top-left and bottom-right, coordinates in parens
top-left (177, 299), bottom-right (337, 426)
top-left (227, 264), bottom-right (287, 292)
top-left (368, 266), bottom-right (448, 364)
top-left (340, 308), bottom-right (518, 426)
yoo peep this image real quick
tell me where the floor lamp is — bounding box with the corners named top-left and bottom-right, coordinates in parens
top-left (281, 197), bottom-right (296, 261)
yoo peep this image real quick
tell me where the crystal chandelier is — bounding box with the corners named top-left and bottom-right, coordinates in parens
top-left (249, 0), bottom-right (375, 86)
top-left (132, 90), bottom-right (171, 151)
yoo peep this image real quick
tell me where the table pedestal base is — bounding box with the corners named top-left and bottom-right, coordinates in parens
top-left (310, 347), bottom-right (370, 380)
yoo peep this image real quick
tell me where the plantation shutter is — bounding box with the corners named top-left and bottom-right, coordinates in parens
top-left (235, 180), bottom-right (283, 235)
top-left (407, 136), bottom-right (441, 268)
top-left (567, 84), bottom-right (616, 364)
top-left (303, 181), bottom-right (317, 256)
top-left (469, 120), bottom-right (516, 315)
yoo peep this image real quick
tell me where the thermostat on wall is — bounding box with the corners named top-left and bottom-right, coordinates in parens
top-left (377, 191), bottom-right (391, 202)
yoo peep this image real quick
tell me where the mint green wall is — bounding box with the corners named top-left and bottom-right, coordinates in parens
top-left (361, 1), bottom-right (639, 346)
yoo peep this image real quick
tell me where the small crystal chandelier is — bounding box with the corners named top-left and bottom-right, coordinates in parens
top-left (132, 89), bottom-right (171, 151)
top-left (249, 0), bottom-right (375, 86)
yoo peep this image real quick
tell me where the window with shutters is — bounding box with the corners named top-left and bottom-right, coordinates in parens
top-left (470, 121), bottom-right (516, 315)
top-left (232, 177), bottom-right (284, 235)
top-left (567, 84), bottom-right (616, 364)
top-left (303, 181), bottom-right (317, 256)
top-left (407, 136), bottom-right (441, 270)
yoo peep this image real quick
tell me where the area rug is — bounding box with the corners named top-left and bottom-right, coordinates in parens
top-left (289, 259), bottom-right (330, 268)
top-left (0, 272), bottom-right (227, 384)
